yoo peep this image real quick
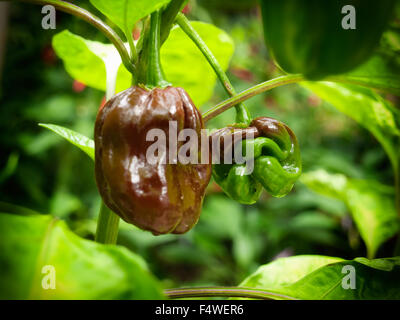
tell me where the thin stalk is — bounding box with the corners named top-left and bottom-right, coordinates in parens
top-left (94, 43), bottom-right (121, 245)
top-left (164, 287), bottom-right (297, 300)
top-left (175, 12), bottom-right (251, 124)
top-left (95, 202), bottom-right (120, 244)
top-left (137, 10), bottom-right (170, 88)
top-left (394, 149), bottom-right (400, 255)
top-left (123, 0), bottom-right (137, 66)
top-left (6, 0), bottom-right (135, 74)
top-left (126, 27), bottom-right (137, 65)
top-left (160, 0), bottom-right (186, 44)
top-left (395, 148), bottom-right (400, 216)
top-left (203, 74), bottom-right (303, 122)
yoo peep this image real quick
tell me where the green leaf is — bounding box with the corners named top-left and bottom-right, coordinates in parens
top-left (53, 24), bottom-right (234, 106)
top-left (161, 22), bottom-right (235, 106)
top-left (240, 255), bottom-right (343, 291)
top-left (0, 152), bottom-right (18, 184)
top-left (52, 30), bottom-right (131, 94)
top-left (303, 82), bottom-right (400, 174)
top-left (89, 0), bottom-right (170, 35)
top-left (240, 255), bottom-right (400, 299)
top-left (0, 201), bottom-right (41, 216)
top-left (0, 213), bottom-right (164, 299)
top-left (330, 54), bottom-right (400, 95)
top-left (301, 169), bottom-right (400, 258)
top-left (39, 123), bottom-right (94, 160)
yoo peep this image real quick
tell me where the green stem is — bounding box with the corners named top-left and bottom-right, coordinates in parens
top-left (126, 26), bottom-right (137, 64)
top-left (137, 10), bottom-right (170, 88)
top-left (95, 202), bottom-right (120, 244)
top-left (160, 0), bottom-right (186, 44)
top-left (6, 0), bottom-right (135, 74)
top-left (394, 148), bottom-right (400, 255)
top-left (175, 12), bottom-right (251, 124)
top-left (395, 146), bottom-right (400, 216)
top-left (203, 74), bottom-right (303, 122)
top-left (123, 0), bottom-right (137, 67)
top-left (95, 43), bottom-right (121, 245)
top-left (164, 287), bottom-right (297, 300)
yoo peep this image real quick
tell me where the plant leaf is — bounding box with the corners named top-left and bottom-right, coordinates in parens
top-left (301, 169), bottom-right (400, 258)
top-left (303, 82), bottom-right (400, 174)
top-left (240, 255), bottom-right (400, 299)
top-left (0, 213), bottom-right (164, 299)
top-left (39, 123), bottom-right (94, 160)
top-left (161, 22), bottom-right (234, 106)
top-left (0, 152), bottom-right (18, 184)
top-left (89, 0), bottom-right (170, 35)
top-left (329, 54), bottom-right (400, 95)
top-left (0, 201), bottom-right (41, 216)
top-left (52, 30), bottom-right (131, 94)
top-left (240, 255), bottom-right (343, 291)
top-left (53, 23), bottom-right (234, 107)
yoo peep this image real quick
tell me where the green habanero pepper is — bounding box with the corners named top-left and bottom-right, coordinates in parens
top-left (259, 0), bottom-right (396, 79)
top-left (210, 117), bottom-right (301, 204)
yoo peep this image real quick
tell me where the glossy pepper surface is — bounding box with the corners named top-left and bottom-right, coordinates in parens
top-left (259, 0), bottom-right (395, 79)
top-left (210, 117), bottom-right (301, 204)
top-left (95, 86), bottom-right (211, 235)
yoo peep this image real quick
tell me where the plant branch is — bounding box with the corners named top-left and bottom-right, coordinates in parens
top-left (95, 202), bottom-right (120, 244)
top-left (137, 10), bottom-right (170, 88)
top-left (203, 74), bottom-right (303, 122)
top-left (123, 1), bottom-right (137, 67)
top-left (176, 12), bottom-right (251, 124)
top-left (125, 24), bottom-right (137, 64)
top-left (94, 42), bottom-right (120, 245)
top-left (164, 287), bottom-right (297, 300)
top-left (160, 0), bottom-right (186, 44)
top-left (5, 0), bottom-right (135, 74)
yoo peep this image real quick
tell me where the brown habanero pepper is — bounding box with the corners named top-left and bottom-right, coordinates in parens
top-left (95, 86), bottom-right (211, 235)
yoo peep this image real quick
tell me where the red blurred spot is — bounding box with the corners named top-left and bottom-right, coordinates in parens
top-left (182, 4), bottom-right (191, 14)
top-left (207, 181), bottom-right (223, 195)
top-left (230, 67), bottom-right (254, 82)
top-left (133, 27), bottom-right (141, 41)
top-left (42, 45), bottom-right (56, 65)
top-left (99, 96), bottom-right (107, 112)
top-left (73, 80), bottom-right (86, 93)
top-left (308, 94), bottom-right (321, 107)
top-left (250, 43), bottom-right (260, 56)
top-left (264, 96), bottom-right (277, 109)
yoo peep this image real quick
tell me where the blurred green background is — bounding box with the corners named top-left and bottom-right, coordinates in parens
top-left (0, 0), bottom-right (399, 289)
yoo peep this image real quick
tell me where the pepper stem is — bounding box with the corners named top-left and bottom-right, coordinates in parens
top-left (160, 0), bottom-right (187, 44)
top-left (175, 12), bottom-right (251, 125)
top-left (202, 74), bottom-right (303, 122)
top-left (95, 202), bottom-right (120, 244)
top-left (137, 10), bottom-right (170, 88)
top-left (164, 286), bottom-right (296, 300)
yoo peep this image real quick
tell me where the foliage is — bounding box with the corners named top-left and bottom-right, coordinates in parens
top-left (53, 22), bottom-right (234, 106)
top-left (0, 0), bottom-right (399, 300)
top-left (0, 213), bottom-right (164, 299)
top-left (240, 255), bottom-right (400, 299)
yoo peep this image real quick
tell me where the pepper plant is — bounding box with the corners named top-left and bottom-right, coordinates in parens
top-left (1, 0), bottom-right (400, 299)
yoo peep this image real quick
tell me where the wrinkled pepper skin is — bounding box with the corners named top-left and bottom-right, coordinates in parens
top-left (95, 86), bottom-right (211, 235)
top-left (259, 0), bottom-right (395, 79)
top-left (211, 117), bottom-right (301, 204)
